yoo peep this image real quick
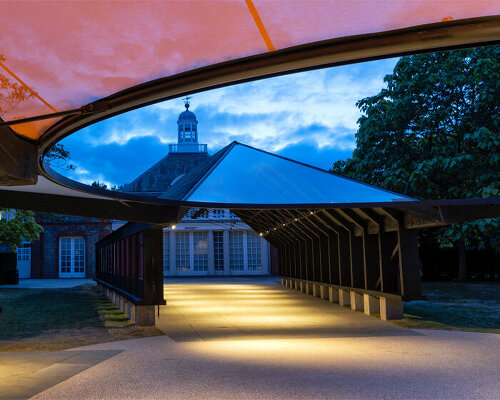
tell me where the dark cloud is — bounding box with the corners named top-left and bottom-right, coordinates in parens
top-left (56, 58), bottom-right (398, 185)
top-left (61, 135), bottom-right (171, 185)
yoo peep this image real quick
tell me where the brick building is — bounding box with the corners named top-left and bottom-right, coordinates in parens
top-left (23, 215), bottom-right (112, 279)
top-left (123, 101), bottom-right (272, 277)
top-left (13, 100), bottom-right (271, 279)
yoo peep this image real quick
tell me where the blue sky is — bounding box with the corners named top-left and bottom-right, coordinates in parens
top-left (56, 57), bottom-right (398, 187)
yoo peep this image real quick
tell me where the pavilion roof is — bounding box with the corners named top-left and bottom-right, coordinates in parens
top-left (160, 142), bottom-right (415, 205)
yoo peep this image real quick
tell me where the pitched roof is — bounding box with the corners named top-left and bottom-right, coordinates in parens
top-left (159, 143), bottom-right (234, 201)
top-left (123, 151), bottom-right (209, 195)
top-left (160, 142), bottom-right (416, 205)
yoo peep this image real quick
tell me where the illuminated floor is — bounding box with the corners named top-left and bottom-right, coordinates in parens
top-left (30, 278), bottom-right (500, 399)
top-left (157, 277), bottom-right (415, 341)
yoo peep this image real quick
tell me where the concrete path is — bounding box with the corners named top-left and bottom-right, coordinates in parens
top-left (1, 278), bottom-right (94, 289)
top-left (0, 350), bottom-right (120, 399)
top-left (10, 278), bottom-right (500, 399)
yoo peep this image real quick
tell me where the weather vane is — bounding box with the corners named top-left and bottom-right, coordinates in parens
top-left (182, 96), bottom-right (191, 109)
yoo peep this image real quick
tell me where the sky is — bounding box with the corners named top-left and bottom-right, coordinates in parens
top-left (55, 57), bottom-right (399, 188)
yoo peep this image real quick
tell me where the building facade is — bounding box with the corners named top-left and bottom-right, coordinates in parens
top-left (163, 209), bottom-right (270, 276)
top-left (30, 214), bottom-right (112, 278)
top-left (7, 101), bottom-right (271, 279)
top-left (0, 209), bottom-right (112, 279)
top-left (124, 101), bottom-right (271, 276)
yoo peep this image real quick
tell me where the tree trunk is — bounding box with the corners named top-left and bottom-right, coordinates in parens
top-left (457, 238), bottom-right (467, 281)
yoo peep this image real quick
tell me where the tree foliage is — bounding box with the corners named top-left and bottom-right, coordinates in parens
top-left (332, 46), bottom-right (500, 250)
top-left (0, 209), bottom-right (43, 251)
top-left (1, 55), bottom-right (74, 251)
top-left (91, 181), bottom-right (123, 191)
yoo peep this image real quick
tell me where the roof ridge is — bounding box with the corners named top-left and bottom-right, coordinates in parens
top-left (159, 142), bottom-right (235, 201)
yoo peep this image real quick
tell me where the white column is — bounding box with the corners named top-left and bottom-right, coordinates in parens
top-left (223, 230), bottom-right (230, 275)
top-left (189, 231), bottom-right (194, 272)
top-left (207, 230), bottom-right (215, 275)
top-left (243, 231), bottom-right (248, 272)
top-left (260, 238), bottom-right (269, 274)
top-left (162, 230), bottom-right (168, 277)
top-left (169, 231), bottom-right (176, 275)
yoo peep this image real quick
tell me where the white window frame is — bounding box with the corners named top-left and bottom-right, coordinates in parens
top-left (59, 236), bottom-right (85, 278)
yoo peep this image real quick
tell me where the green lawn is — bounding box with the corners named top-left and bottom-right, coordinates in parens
top-left (392, 281), bottom-right (500, 333)
top-left (0, 284), bottom-right (162, 351)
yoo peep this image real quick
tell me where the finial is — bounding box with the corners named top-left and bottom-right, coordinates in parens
top-left (182, 96), bottom-right (191, 110)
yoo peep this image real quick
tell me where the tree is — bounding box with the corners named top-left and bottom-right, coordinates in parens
top-left (0, 209), bottom-right (43, 251)
top-left (91, 181), bottom-right (123, 191)
top-left (332, 46), bottom-right (500, 279)
top-left (1, 55), bottom-right (74, 252)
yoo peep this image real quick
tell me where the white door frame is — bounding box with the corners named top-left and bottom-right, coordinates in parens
top-left (16, 243), bottom-right (31, 279)
top-left (59, 236), bottom-right (86, 278)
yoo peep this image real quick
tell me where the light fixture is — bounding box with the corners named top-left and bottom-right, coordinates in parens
top-left (259, 233), bottom-right (263, 236)
top-left (171, 225), bottom-right (176, 230)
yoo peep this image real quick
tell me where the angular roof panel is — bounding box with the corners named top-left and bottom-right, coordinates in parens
top-left (160, 142), bottom-right (415, 205)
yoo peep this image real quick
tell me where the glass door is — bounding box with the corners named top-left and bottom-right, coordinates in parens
top-left (59, 237), bottom-right (85, 278)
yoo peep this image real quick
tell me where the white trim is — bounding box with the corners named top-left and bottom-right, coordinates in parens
top-left (59, 236), bottom-right (85, 278)
top-left (189, 231), bottom-right (194, 270)
top-left (243, 231), bottom-right (248, 272)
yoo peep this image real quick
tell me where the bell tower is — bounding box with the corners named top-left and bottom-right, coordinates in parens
top-left (177, 97), bottom-right (198, 144)
top-left (169, 98), bottom-right (207, 153)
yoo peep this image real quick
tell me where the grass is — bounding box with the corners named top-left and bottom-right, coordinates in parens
top-left (0, 284), bottom-right (163, 351)
top-left (391, 281), bottom-right (500, 333)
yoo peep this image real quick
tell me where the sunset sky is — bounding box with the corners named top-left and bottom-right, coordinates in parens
top-left (56, 57), bottom-right (399, 187)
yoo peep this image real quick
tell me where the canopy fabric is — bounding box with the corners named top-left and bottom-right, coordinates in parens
top-left (1, 0), bottom-right (499, 140)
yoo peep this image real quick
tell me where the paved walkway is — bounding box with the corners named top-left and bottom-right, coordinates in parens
top-left (3, 278), bottom-right (500, 399)
top-left (1, 278), bottom-right (94, 289)
top-left (0, 350), bottom-right (120, 399)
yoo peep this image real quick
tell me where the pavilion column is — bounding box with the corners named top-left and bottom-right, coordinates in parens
top-left (223, 230), bottom-right (230, 275)
top-left (397, 227), bottom-right (422, 301)
top-left (169, 230), bottom-right (176, 276)
top-left (207, 230), bottom-right (215, 275)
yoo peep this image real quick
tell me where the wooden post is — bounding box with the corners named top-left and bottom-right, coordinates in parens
top-left (397, 227), bottom-right (422, 301)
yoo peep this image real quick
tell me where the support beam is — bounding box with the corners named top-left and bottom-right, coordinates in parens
top-left (134, 305), bottom-right (156, 326)
top-left (328, 286), bottom-right (339, 303)
top-left (363, 294), bottom-right (380, 315)
top-left (379, 231), bottom-right (400, 293)
top-left (350, 291), bottom-right (364, 311)
top-left (339, 288), bottom-right (351, 306)
top-left (0, 123), bottom-right (37, 186)
top-left (380, 297), bottom-right (403, 320)
top-left (397, 227), bottom-right (423, 301)
top-left (321, 211), bottom-right (352, 288)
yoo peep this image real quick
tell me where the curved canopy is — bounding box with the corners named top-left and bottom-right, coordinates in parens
top-left (1, 1), bottom-right (498, 141)
top-left (0, 1), bottom-right (499, 226)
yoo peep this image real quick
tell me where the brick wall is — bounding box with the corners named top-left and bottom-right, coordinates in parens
top-left (31, 214), bottom-right (112, 278)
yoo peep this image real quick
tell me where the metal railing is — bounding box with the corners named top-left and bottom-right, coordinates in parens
top-left (168, 143), bottom-right (207, 153)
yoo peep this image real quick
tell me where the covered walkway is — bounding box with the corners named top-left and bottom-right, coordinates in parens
top-left (26, 278), bottom-right (500, 399)
top-left (157, 277), bottom-right (414, 341)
